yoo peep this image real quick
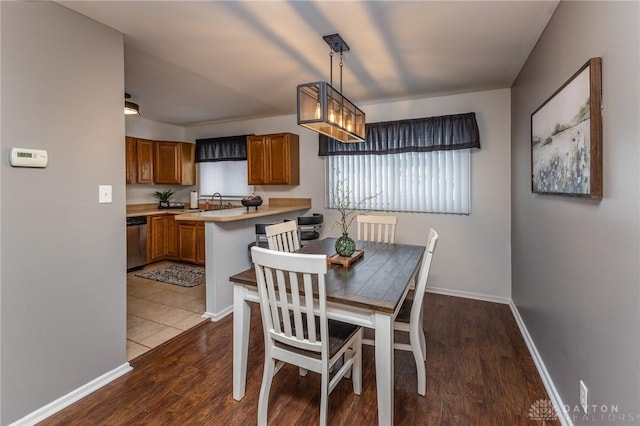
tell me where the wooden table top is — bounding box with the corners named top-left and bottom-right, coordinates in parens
top-left (229, 238), bottom-right (425, 314)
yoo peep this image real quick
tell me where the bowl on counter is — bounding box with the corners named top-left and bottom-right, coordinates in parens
top-left (241, 196), bottom-right (263, 210)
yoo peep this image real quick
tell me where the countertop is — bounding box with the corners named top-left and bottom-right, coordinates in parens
top-left (174, 198), bottom-right (311, 223)
top-left (126, 198), bottom-right (311, 222)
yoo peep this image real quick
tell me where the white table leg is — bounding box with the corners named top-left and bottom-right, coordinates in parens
top-left (374, 312), bottom-right (394, 426)
top-left (233, 285), bottom-right (251, 400)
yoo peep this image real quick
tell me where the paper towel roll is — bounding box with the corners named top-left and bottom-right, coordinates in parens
top-left (190, 191), bottom-right (198, 209)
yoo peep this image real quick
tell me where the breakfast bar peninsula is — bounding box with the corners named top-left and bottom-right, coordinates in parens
top-left (175, 198), bottom-right (311, 320)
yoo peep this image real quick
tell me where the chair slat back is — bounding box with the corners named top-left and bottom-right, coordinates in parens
top-left (266, 221), bottom-right (301, 252)
top-left (252, 246), bottom-right (328, 355)
top-left (356, 214), bottom-right (397, 243)
top-left (411, 229), bottom-right (439, 323)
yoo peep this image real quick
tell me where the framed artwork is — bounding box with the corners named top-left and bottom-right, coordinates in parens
top-left (531, 57), bottom-right (602, 198)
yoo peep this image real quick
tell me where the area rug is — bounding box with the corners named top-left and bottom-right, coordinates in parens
top-left (135, 264), bottom-right (205, 288)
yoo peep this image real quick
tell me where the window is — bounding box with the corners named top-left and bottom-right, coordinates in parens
top-left (320, 113), bottom-right (479, 214)
top-left (199, 161), bottom-right (252, 197)
top-left (195, 134), bottom-right (253, 196)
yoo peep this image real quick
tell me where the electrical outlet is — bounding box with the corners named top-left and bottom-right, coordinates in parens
top-left (580, 380), bottom-right (588, 413)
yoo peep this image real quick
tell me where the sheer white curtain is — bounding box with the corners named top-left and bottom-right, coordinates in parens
top-left (327, 149), bottom-right (470, 214)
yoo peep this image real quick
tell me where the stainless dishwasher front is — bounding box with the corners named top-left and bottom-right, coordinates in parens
top-left (126, 216), bottom-right (147, 272)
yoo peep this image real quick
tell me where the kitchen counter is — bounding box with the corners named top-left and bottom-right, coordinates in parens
top-left (157, 197), bottom-right (312, 321)
top-left (174, 199), bottom-right (311, 223)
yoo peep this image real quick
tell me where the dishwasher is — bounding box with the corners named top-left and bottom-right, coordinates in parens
top-left (126, 216), bottom-right (147, 272)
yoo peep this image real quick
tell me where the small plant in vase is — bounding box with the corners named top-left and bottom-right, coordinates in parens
top-left (331, 173), bottom-right (379, 257)
top-left (153, 189), bottom-right (175, 208)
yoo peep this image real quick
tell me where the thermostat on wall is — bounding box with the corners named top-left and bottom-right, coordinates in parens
top-left (10, 148), bottom-right (48, 168)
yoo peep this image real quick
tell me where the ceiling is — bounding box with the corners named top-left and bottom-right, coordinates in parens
top-left (58, 1), bottom-right (558, 127)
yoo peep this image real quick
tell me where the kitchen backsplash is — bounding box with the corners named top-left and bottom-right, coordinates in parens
top-left (126, 184), bottom-right (196, 204)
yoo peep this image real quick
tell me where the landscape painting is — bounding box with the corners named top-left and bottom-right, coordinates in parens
top-left (531, 57), bottom-right (602, 198)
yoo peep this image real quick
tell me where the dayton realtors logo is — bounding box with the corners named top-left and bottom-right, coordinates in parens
top-left (528, 399), bottom-right (640, 424)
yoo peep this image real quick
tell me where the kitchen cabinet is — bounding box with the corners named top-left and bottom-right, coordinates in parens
top-left (247, 132), bottom-right (299, 185)
top-left (126, 137), bottom-right (195, 185)
top-left (126, 137), bottom-right (154, 184)
top-left (195, 222), bottom-right (205, 265)
top-left (147, 215), bottom-right (168, 263)
top-left (154, 142), bottom-right (181, 184)
top-left (178, 221), bottom-right (205, 265)
top-left (181, 143), bottom-right (196, 186)
top-left (125, 137), bottom-right (137, 184)
top-left (166, 214), bottom-right (177, 259)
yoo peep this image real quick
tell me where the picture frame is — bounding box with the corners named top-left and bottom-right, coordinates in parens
top-left (531, 57), bottom-right (602, 198)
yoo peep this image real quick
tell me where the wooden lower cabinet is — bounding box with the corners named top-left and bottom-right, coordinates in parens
top-left (147, 215), bottom-right (168, 263)
top-left (166, 215), bottom-right (177, 259)
top-left (178, 221), bottom-right (205, 265)
top-left (195, 223), bottom-right (205, 265)
top-left (147, 215), bottom-right (205, 265)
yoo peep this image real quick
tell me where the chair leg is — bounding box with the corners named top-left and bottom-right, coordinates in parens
top-left (409, 323), bottom-right (426, 396)
top-left (352, 337), bottom-right (362, 395)
top-left (258, 358), bottom-right (276, 426)
top-left (419, 323), bottom-right (427, 362)
top-left (299, 367), bottom-right (308, 377)
top-left (320, 372), bottom-right (329, 426)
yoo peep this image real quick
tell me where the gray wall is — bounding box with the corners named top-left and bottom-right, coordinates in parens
top-left (0, 2), bottom-right (126, 423)
top-left (511, 1), bottom-right (640, 421)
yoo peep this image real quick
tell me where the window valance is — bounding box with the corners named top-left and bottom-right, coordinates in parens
top-left (318, 112), bottom-right (480, 156)
top-left (195, 134), bottom-right (253, 162)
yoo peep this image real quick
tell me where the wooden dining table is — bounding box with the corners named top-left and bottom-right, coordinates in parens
top-left (229, 238), bottom-right (425, 426)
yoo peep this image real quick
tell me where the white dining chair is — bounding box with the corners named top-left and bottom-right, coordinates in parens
top-left (265, 220), bottom-right (300, 252)
top-left (251, 246), bottom-right (363, 426)
top-left (395, 228), bottom-right (438, 396)
top-left (356, 214), bottom-right (397, 243)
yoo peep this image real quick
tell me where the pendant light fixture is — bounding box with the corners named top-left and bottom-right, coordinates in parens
top-left (297, 34), bottom-right (365, 143)
top-left (124, 93), bottom-right (140, 116)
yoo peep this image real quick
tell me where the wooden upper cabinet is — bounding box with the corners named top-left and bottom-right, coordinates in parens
top-left (180, 143), bottom-right (196, 186)
top-left (136, 139), bottom-right (155, 184)
top-left (125, 137), bottom-right (138, 184)
top-left (126, 138), bottom-right (195, 185)
top-left (247, 133), bottom-right (299, 185)
top-left (154, 142), bottom-right (181, 185)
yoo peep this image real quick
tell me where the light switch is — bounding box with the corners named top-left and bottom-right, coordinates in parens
top-left (99, 185), bottom-right (112, 204)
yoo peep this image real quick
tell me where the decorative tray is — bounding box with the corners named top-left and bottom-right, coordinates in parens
top-left (327, 250), bottom-right (364, 268)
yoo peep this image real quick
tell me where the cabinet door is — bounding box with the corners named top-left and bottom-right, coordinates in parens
top-left (154, 142), bottom-right (181, 184)
top-left (178, 222), bottom-right (198, 264)
top-left (137, 139), bottom-right (154, 184)
top-left (166, 215), bottom-right (178, 259)
top-left (267, 133), bottom-right (291, 184)
top-left (180, 143), bottom-right (196, 186)
top-left (247, 136), bottom-right (267, 185)
top-left (125, 137), bottom-right (137, 184)
top-left (196, 223), bottom-right (205, 265)
top-left (148, 215), bottom-right (167, 262)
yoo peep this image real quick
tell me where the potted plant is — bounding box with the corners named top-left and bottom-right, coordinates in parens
top-left (153, 189), bottom-right (175, 208)
top-left (331, 173), bottom-right (379, 257)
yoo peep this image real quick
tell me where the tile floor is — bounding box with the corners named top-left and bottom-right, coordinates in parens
top-left (127, 261), bottom-right (207, 361)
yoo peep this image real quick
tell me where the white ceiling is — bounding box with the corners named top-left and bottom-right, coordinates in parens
top-left (58, 1), bottom-right (558, 127)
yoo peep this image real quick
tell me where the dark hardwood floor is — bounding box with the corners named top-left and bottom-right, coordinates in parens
top-left (39, 293), bottom-right (558, 425)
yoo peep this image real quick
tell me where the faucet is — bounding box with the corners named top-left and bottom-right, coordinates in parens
top-left (212, 192), bottom-right (223, 209)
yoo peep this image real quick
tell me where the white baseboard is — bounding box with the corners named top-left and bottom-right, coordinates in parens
top-left (202, 305), bottom-right (233, 322)
top-left (509, 301), bottom-right (572, 426)
top-left (426, 285), bottom-right (511, 305)
top-left (9, 363), bottom-right (133, 426)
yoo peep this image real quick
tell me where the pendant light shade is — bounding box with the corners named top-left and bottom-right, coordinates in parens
top-left (124, 93), bottom-right (140, 116)
top-left (297, 34), bottom-right (365, 143)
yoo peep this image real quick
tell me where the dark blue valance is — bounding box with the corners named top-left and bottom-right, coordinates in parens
top-left (318, 112), bottom-right (480, 156)
top-left (195, 134), bottom-right (253, 162)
